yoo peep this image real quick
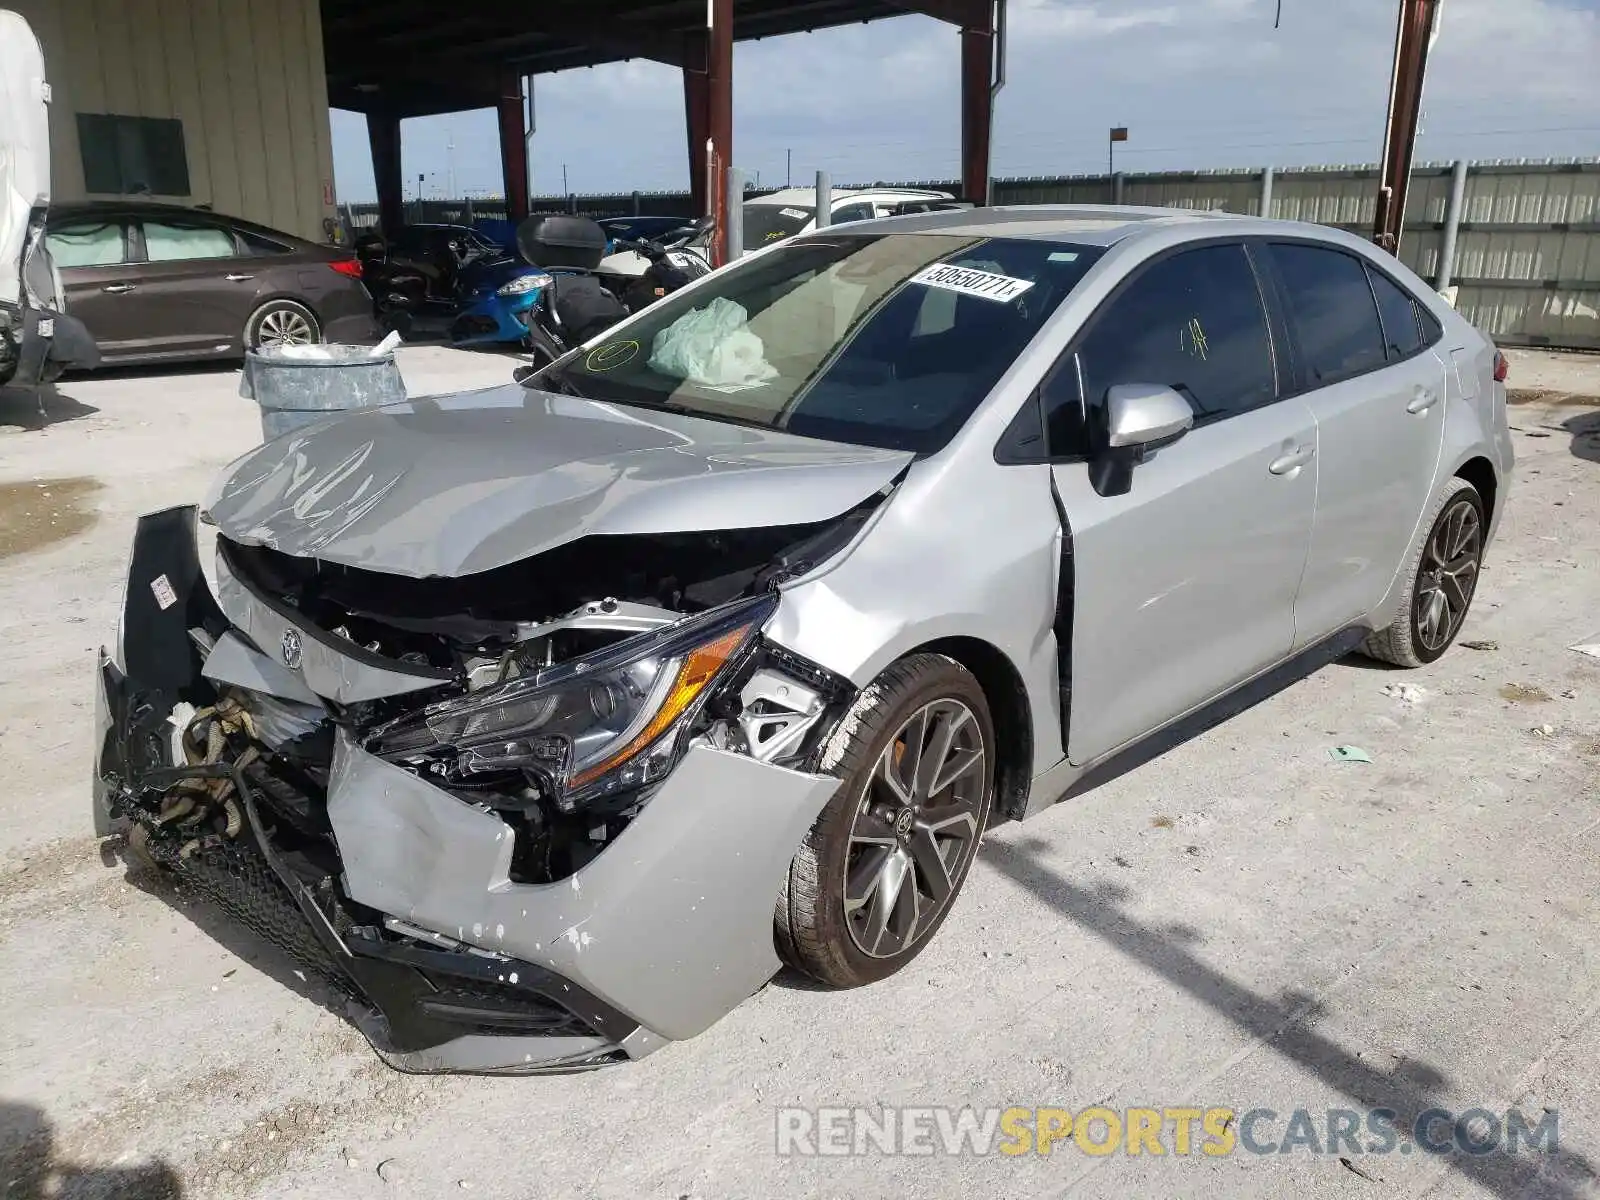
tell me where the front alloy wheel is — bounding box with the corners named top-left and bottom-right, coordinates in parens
top-left (844, 699), bottom-right (985, 959)
top-left (776, 654), bottom-right (994, 988)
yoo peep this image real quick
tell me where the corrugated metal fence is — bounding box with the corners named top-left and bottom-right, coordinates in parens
top-left (345, 158), bottom-right (1600, 350)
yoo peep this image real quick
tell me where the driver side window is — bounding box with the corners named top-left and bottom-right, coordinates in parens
top-left (1042, 243), bottom-right (1277, 457)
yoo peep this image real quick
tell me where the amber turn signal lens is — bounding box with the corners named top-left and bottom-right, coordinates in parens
top-left (567, 623), bottom-right (750, 790)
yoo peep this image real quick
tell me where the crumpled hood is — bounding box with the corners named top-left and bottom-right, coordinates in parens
top-left (204, 384), bottom-right (913, 578)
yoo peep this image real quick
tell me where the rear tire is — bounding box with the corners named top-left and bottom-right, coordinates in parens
top-left (245, 299), bottom-right (321, 351)
top-left (776, 654), bottom-right (994, 988)
top-left (1360, 477), bottom-right (1485, 667)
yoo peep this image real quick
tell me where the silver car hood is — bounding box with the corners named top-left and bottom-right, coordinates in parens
top-left (204, 385), bottom-right (913, 578)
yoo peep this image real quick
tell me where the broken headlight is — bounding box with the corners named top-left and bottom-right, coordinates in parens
top-left (368, 593), bottom-right (775, 808)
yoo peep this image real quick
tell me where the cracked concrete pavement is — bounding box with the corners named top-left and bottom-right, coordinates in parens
top-left (0, 347), bottom-right (1597, 1199)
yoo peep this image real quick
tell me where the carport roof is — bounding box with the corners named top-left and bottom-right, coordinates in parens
top-left (321, 0), bottom-right (985, 116)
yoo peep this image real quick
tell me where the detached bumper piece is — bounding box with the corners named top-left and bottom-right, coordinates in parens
top-left (97, 508), bottom-right (646, 1073)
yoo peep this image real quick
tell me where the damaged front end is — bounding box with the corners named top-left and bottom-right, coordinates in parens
top-left (95, 505), bottom-right (863, 1073)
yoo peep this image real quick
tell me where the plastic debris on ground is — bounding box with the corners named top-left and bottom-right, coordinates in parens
top-left (1381, 683), bottom-right (1428, 705)
top-left (1532, 724), bottom-right (1556, 738)
top-left (1329, 745), bottom-right (1373, 764)
top-left (1461, 639), bottom-right (1499, 651)
top-left (1569, 641), bottom-right (1600, 660)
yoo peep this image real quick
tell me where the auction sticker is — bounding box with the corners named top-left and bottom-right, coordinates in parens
top-left (150, 574), bottom-right (177, 610)
top-left (585, 340), bottom-right (640, 372)
top-left (911, 262), bottom-right (1035, 303)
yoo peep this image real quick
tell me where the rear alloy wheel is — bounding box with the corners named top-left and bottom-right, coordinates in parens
top-left (776, 654), bottom-right (994, 987)
top-left (1361, 477), bottom-right (1485, 667)
top-left (245, 300), bottom-right (321, 351)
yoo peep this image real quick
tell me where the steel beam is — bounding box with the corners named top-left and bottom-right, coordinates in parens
top-left (1373, 0), bottom-right (1441, 252)
top-left (959, 4), bottom-right (998, 206)
top-left (366, 111), bottom-right (404, 235)
top-left (496, 73), bottom-right (530, 223)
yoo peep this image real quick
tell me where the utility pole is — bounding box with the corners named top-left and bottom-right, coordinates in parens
top-left (446, 121), bottom-right (456, 198)
top-left (786, 148), bottom-right (792, 188)
top-left (1373, 0), bottom-right (1442, 253)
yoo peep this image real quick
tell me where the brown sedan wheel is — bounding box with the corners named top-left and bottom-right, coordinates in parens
top-left (245, 299), bottom-right (322, 351)
top-left (1361, 477), bottom-right (1485, 667)
top-left (776, 654), bottom-right (994, 988)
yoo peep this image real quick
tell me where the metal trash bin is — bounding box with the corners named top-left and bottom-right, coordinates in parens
top-left (240, 343), bottom-right (407, 441)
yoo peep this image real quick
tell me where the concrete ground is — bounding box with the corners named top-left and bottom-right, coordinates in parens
top-left (0, 347), bottom-right (1597, 1200)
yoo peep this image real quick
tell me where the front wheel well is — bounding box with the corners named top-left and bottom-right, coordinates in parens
top-left (915, 637), bottom-right (1033, 822)
top-left (1454, 456), bottom-right (1497, 525)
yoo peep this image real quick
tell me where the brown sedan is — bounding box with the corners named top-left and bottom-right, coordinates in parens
top-left (45, 201), bottom-right (381, 367)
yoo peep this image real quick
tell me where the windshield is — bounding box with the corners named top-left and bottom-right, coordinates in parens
top-left (743, 202), bottom-right (814, 251)
top-left (538, 233), bottom-right (1105, 454)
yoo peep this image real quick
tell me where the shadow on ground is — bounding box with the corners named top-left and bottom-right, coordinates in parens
top-left (0, 385), bottom-right (98, 431)
top-left (1563, 411), bottom-right (1600, 465)
top-left (0, 1101), bottom-right (182, 1199)
top-left (979, 837), bottom-right (1597, 1197)
top-left (59, 360), bottom-right (239, 383)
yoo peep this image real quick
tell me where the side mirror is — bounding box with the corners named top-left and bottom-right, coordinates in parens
top-left (1090, 384), bottom-right (1194, 498)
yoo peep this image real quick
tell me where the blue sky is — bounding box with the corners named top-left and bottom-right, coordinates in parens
top-left (329, 0), bottom-right (1600, 203)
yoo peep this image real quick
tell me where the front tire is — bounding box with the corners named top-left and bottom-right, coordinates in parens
top-left (776, 654), bottom-right (994, 988)
top-left (1361, 477), bottom-right (1485, 667)
top-left (245, 299), bottom-right (321, 351)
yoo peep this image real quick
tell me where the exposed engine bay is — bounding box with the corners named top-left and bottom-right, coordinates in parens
top-left (201, 503), bottom-right (870, 887)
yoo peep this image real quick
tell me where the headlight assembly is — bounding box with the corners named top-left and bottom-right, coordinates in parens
top-left (497, 272), bottom-right (553, 297)
top-left (367, 593), bottom-right (775, 808)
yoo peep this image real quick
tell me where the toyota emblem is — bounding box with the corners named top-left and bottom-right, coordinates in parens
top-left (280, 628), bottom-right (303, 670)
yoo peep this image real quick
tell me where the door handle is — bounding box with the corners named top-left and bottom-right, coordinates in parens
top-left (101, 283), bottom-right (136, 294)
top-left (1406, 386), bottom-right (1440, 415)
top-left (225, 273), bottom-right (255, 282)
top-left (1269, 445), bottom-right (1315, 475)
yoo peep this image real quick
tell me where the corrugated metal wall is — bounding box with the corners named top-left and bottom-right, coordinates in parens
top-left (448, 159), bottom-right (1600, 350)
top-left (12, 0), bottom-right (337, 242)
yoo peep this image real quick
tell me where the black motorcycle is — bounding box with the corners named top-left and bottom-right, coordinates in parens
top-left (511, 215), bottom-right (714, 380)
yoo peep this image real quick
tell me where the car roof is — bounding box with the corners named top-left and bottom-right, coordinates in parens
top-left (805, 203), bottom-right (1381, 250)
top-left (48, 200), bottom-right (314, 245)
top-left (747, 186), bottom-right (951, 206)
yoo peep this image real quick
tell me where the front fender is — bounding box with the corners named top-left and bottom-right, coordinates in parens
top-left (763, 459), bottom-right (1066, 777)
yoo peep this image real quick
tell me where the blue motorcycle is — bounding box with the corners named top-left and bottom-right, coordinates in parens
top-left (448, 254), bottom-right (556, 347)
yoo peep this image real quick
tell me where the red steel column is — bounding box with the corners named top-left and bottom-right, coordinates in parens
top-left (683, 33), bottom-right (710, 219)
top-left (497, 72), bottom-right (530, 222)
top-left (960, 15), bottom-right (995, 206)
top-left (366, 110), bottom-right (404, 235)
top-left (1373, 0), bottom-right (1440, 252)
top-left (706, 0), bottom-right (733, 265)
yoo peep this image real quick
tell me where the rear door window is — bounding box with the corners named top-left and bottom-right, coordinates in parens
top-left (46, 221), bottom-right (128, 267)
top-left (1269, 243), bottom-right (1388, 387)
top-left (1047, 243), bottom-right (1276, 456)
top-left (142, 222), bottom-right (237, 262)
top-left (1366, 265), bottom-right (1426, 360)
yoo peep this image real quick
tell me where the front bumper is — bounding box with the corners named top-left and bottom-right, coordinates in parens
top-left (95, 507), bottom-right (838, 1072)
top-left (9, 306), bottom-right (99, 386)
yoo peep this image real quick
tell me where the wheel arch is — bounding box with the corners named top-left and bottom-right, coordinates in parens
top-left (906, 636), bottom-right (1034, 823)
top-left (1452, 454), bottom-right (1498, 530)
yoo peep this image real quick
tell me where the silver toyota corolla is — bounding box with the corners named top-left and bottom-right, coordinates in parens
top-left (94, 206), bottom-right (1512, 1073)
